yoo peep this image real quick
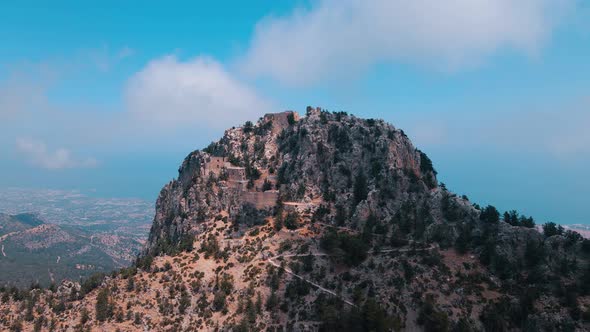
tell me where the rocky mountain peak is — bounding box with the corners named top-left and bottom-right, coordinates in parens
top-left (146, 107), bottom-right (440, 255)
top-left (3, 108), bottom-right (589, 332)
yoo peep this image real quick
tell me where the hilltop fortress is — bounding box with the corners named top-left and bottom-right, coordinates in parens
top-left (200, 111), bottom-right (303, 212)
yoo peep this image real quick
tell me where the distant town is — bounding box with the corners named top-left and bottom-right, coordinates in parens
top-left (0, 188), bottom-right (153, 240)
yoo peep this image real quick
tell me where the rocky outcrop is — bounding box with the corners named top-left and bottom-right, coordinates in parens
top-left (146, 108), bottom-right (442, 254)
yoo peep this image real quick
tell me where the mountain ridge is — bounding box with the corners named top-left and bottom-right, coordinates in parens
top-left (0, 213), bottom-right (143, 288)
top-left (1, 108), bottom-right (589, 331)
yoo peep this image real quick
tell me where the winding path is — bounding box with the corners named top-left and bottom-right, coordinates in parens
top-left (266, 254), bottom-right (357, 307)
top-left (1, 245), bottom-right (5, 257)
top-left (264, 243), bottom-right (438, 307)
top-left (368, 243), bottom-right (438, 254)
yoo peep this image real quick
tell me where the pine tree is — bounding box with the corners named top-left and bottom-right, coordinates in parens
top-left (353, 171), bottom-right (368, 205)
top-left (95, 289), bottom-right (113, 322)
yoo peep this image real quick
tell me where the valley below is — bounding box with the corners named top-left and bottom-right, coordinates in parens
top-left (0, 189), bottom-right (153, 287)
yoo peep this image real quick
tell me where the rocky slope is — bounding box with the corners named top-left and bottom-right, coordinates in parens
top-left (1, 108), bottom-right (589, 331)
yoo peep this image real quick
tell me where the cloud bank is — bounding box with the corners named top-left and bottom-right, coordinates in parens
top-left (16, 137), bottom-right (98, 170)
top-left (125, 55), bottom-right (272, 129)
top-left (240, 0), bottom-right (575, 85)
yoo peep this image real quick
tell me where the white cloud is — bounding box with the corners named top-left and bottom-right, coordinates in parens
top-left (15, 137), bottom-right (97, 170)
top-left (240, 0), bottom-right (575, 85)
top-left (1, 53), bottom-right (273, 164)
top-left (125, 55), bottom-right (272, 128)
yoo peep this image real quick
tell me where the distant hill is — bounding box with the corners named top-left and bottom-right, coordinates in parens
top-left (0, 213), bottom-right (143, 287)
top-left (0, 213), bottom-right (44, 236)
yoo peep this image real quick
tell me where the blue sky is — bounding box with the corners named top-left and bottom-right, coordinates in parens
top-left (1, 1), bottom-right (589, 225)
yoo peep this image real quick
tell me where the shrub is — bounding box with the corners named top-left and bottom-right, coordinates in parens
top-left (243, 121), bottom-right (253, 133)
top-left (212, 291), bottom-right (226, 311)
top-left (284, 212), bottom-right (300, 230)
top-left (262, 179), bottom-right (273, 191)
top-left (80, 273), bottom-right (106, 295)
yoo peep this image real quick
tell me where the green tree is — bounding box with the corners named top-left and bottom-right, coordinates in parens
top-left (302, 253), bottom-right (314, 272)
top-left (95, 289), bottom-right (113, 322)
top-left (287, 112), bottom-right (296, 125)
top-left (340, 233), bottom-right (369, 266)
top-left (543, 222), bottom-right (563, 237)
top-left (262, 179), bottom-right (273, 191)
top-left (24, 298), bottom-right (34, 322)
top-left (80, 308), bottom-right (90, 325)
top-left (480, 205), bottom-right (500, 223)
top-left (362, 298), bottom-right (392, 332)
top-left (125, 277), bottom-right (135, 292)
top-left (524, 240), bottom-right (545, 268)
top-left (454, 223), bottom-right (471, 254)
top-left (178, 289), bottom-right (191, 315)
top-left (274, 212), bottom-right (284, 231)
top-left (335, 205), bottom-right (347, 226)
top-left (284, 211), bottom-right (299, 230)
top-left (33, 317), bottom-right (43, 332)
top-left (353, 171), bottom-right (368, 205)
top-left (266, 290), bottom-right (278, 311)
top-left (417, 297), bottom-right (450, 332)
top-left (520, 216), bottom-right (535, 228)
top-left (213, 291), bottom-right (226, 311)
top-left (580, 264), bottom-right (590, 295)
top-left (245, 298), bottom-right (257, 323)
top-left (243, 121), bottom-right (254, 133)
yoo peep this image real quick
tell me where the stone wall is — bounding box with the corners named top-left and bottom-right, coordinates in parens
top-left (226, 167), bottom-right (246, 182)
top-left (203, 157), bottom-right (225, 176)
top-left (263, 111), bottom-right (299, 133)
top-left (242, 191), bottom-right (279, 209)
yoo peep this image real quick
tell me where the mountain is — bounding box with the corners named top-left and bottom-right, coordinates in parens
top-left (1, 108), bottom-right (589, 331)
top-left (0, 213), bottom-right (44, 236)
top-left (0, 213), bottom-right (143, 288)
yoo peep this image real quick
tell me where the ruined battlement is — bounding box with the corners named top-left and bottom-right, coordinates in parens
top-left (263, 111), bottom-right (299, 132)
top-left (226, 167), bottom-right (246, 182)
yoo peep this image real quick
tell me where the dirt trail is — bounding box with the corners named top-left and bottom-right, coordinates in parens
top-left (368, 243), bottom-right (438, 254)
top-left (264, 242), bottom-right (438, 307)
top-left (1, 244), bottom-right (5, 257)
top-left (267, 254), bottom-right (356, 307)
